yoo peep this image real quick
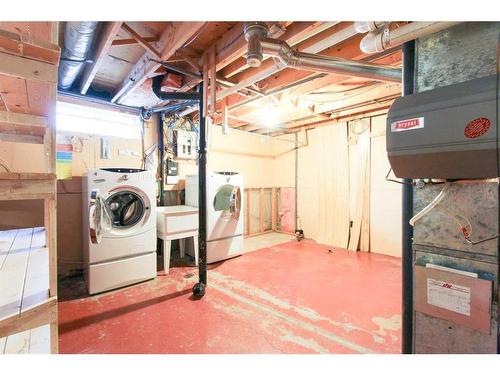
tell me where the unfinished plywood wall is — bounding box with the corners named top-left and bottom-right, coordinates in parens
top-left (272, 118), bottom-right (402, 256)
top-left (369, 115), bottom-right (402, 257)
top-left (296, 123), bottom-right (350, 248)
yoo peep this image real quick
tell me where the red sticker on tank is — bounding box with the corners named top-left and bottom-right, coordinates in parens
top-left (464, 117), bottom-right (490, 139)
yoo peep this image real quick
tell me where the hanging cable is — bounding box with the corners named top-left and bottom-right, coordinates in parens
top-left (385, 168), bottom-right (415, 186)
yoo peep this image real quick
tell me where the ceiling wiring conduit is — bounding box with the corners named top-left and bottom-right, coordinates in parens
top-left (244, 22), bottom-right (402, 83)
top-left (360, 22), bottom-right (461, 54)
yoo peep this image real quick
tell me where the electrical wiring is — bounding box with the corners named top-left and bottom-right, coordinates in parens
top-left (385, 168), bottom-right (415, 186)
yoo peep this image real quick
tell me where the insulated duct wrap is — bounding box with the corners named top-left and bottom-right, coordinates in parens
top-left (58, 21), bottom-right (99, 90)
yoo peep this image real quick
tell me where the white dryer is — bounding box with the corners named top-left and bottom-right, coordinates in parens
top-left (185, 172), bottom-right (244, 263)
top-left (82, 168), bottom-right (157, 295)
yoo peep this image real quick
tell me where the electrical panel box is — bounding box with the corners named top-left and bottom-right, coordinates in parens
top-left (164, 159), bottom-right (179, 185)
top-left (175, 130), bottom-right (197, 160)
top-left (386, 74), bottom-right (499, 179)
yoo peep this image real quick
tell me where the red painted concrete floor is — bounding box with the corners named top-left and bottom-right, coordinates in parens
top-left (58, 239), bottom-right (402, 354)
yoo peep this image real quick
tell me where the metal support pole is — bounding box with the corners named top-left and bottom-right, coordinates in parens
top-left (294, 132), bottom-right (298, 231)
top-left (193, 83), bottom-right (207, 298)
top-left (401, 40), bottom-right (415, 354)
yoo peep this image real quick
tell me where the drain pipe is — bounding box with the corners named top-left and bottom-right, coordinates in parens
top-left (151, 75), bottom-right (207, 298)
top-left (193, 83), bottom-right (208, 298)
top-left (244, 22), bottom-right (401, 83)
top-left (401, 40), bottom-right (415, 354)
top-left (360, 22), bottom-right (460, 54)
top-left (58, 22), bottom-right (99, 90)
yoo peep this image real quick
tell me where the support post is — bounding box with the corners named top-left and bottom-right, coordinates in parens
top-left (401, 40), bottom-right (415, 354)
top-left (193, 83), bottom-right (207, 298)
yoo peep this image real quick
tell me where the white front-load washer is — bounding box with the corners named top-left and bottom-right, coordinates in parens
top-left (82, 168), bottom-right (157, 294)
top-left (185, 172), bottom-right (244, 263)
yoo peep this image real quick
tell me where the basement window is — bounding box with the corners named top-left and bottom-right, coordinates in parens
top-left (56, 101), bottom-right (142, 139)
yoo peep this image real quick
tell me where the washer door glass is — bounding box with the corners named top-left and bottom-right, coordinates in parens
top-left (106, 191), bottom-right (146, 228)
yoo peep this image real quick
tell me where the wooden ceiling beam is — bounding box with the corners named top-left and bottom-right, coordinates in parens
top-left (121, 23), bottom-right (161, 58)
top-left (111, 22), bottom-right (206, 104)
top-left (112, 36), bottom-right (160, 46)
top-left (284, 104), bottom-right (393, 132)
top-left (80, 22), bottom-right (123, 95)
top-left (281, 90), bottom-right (400, 129)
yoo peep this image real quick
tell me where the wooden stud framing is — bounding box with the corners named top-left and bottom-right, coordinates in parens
top-left (0, 21), bottom-right (59, 353)
top-left (271, 187), bottom-right (277, 230)
top-left (246, 189), bottom-right (251, 236)
top-left (243, 188), bottom-right (277, 236)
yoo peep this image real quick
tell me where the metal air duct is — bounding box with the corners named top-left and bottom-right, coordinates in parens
top-left (58, 21), bottom-right (99, 90)
top-left (244, 22), bottom-right (402, 83)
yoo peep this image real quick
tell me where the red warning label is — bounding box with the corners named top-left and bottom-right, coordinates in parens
top-left (391, 117), bottom-right (425, 132)
top-left (464, 117), bottom-right (491, 139)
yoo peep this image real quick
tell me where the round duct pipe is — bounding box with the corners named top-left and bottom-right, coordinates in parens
top-left (244, 22), bottom-right (269, 68)
top-left (58, 21), bottom-right (99, 90)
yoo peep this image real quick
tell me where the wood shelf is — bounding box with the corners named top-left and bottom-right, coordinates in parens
top-left (0, 173), bottom-right (56, 201)
top-left (0, 110), bottom-right (48, 144)
top-left (0, 172), bottom-right (56, 180)
top-left (0, 228), bottom-right (57, 353)
top-left (0, 22), bottom-right (60, 354)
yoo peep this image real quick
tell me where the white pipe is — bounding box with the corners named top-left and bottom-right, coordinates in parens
top-left (360, 22), bottom-right (461, 54)
top-left (409, 183), bottom-right (451, 226)
top-left (354, 21), bottom-right (387, 34)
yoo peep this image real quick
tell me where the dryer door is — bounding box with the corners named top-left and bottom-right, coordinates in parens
top-left (89, 189), bottom-right (112, 244)
top-left (209, 184), bottom-right (243, 240)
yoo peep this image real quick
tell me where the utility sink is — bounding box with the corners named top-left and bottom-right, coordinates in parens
top-left (156, 205), bottom-right (199, 237)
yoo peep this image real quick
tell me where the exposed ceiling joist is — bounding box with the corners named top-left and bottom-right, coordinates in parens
top-left (230, 48), bottom-right (402, 120)
top-left (112, 22), bottom-right (206, 104)
top-left (112, 36), bottom-right (160, 46)
top-left (79, 21), bottom-right (123, 95)
top-left (121, 23), bottom-right (161, 58)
